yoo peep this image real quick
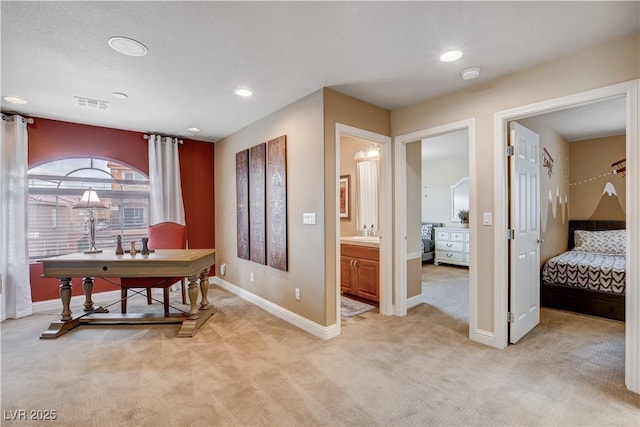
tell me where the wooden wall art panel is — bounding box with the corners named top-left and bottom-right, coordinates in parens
top-left (267, 135), bottom-right (288, 271)
top-left (235, 149), bottom-right (250, 260)
top-left (249, 143), bottom-right (267, 265)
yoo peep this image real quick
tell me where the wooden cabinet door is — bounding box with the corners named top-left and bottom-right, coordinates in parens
top-left (355, 259), bottom-right (379, 302)
top-left (340, 256), bottom-right (354, 294)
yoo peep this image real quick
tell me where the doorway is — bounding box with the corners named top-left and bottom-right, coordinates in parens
top-left (494, 80), bottom-right (639, 393)
top-left (418, 130), bottom-right (471, 323)
top-left (394, 119), bottom-right (478, 340)
top-left (335, 124), bottom-right (392, 332)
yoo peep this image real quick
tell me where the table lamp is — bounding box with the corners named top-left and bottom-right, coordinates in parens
top-left (73, 188), bottom-right (106, 253)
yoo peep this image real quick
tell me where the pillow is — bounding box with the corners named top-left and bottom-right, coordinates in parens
top-left (573, 229), bottom-right (626, 254)
top-left (421, 223), bottom-right (433, 239)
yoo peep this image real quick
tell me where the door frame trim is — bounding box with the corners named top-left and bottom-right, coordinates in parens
top-left (493, 80), bottom-right (639, 393)
top-left (335, 123), bottom-right (393, 321)
top-left (394, 119), bottom-right (479, 341)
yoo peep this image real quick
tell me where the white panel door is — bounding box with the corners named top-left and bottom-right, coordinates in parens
top-left (509, 122), bottom-right (541, 344)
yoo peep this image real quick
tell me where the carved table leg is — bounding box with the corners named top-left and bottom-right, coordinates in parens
top-left (199, 268), bottom-right (210, 310)
top-left (82, 276), bottom-right (94, 311)
top-left (187, 275), bottom-right (200, 320)
top-left (59, 277), bottom-right (73, 321)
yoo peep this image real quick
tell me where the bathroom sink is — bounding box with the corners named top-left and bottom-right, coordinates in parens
top-left (340, 235), bottom-right (381, 247)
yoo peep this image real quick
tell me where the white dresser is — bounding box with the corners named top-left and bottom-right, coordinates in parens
top-left (434, 227), bottom-right (470, 267)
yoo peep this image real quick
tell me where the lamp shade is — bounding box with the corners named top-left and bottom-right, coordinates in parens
top-left (73, 188), bottom-right (106, 209)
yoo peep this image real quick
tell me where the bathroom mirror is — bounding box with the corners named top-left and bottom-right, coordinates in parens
top-left (451, 177), bottom-right (469, 222)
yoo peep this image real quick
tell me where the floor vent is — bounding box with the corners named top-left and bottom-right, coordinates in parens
top-left (74, 96), bottom-right (110, 111)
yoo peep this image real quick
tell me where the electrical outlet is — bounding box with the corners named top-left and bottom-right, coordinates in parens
top-left (220, 263), bottom-right (226, 276)
top-left (295, 288), bottom-right (300, 301)
top-left (250, 272), bottom-right (254, 282)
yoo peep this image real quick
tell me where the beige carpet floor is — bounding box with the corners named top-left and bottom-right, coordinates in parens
top-left (1, 268), bottom-right (639, 426)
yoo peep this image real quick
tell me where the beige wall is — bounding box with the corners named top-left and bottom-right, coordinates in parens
top-left (517, 116), bottom-right (571, 264)
top-left (324, 88), bottom-right (391, 325)
top-left (570, 135), bottom-right (626, 220)
top-left (391, 33), bottom-right (639, 333)
top-left (215, 90), bottom-right (327, 324)
top-left (406, 141), bottom-right (423, 298)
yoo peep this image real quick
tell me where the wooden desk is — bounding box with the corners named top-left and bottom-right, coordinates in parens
top-left (39, 249), bottom-right (216, 339)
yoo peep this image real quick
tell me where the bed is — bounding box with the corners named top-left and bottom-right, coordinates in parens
top-left (421, 222), bottom-right (441, 262)
top-left (541, 220), bottom-right (626, 321)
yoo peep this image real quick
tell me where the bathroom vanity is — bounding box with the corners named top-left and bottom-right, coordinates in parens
top-left (340, 236), bottom-right (380, 303)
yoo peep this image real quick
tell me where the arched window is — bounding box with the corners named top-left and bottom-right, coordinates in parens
top-left (28, 158), bottom-right (150, 259)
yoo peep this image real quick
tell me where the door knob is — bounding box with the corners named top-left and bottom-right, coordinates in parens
top-left (537, 238), bottom-right (544, 244)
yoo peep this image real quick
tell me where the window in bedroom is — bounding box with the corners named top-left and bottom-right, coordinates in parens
top-left (27, 158), bottom-right (150, 259)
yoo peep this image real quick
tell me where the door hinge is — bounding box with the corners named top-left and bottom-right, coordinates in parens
top-left (506, 145), bottom-right (515, 156)
top-left (508, 312), bottom-right (515, 323)
top-left (507, 229), bottom-right (515, 240)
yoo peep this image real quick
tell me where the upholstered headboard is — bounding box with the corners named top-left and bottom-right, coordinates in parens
top-left (421, 222), bottom-right (441, 241)
top-left (568, 220), bottom-right (626, 250)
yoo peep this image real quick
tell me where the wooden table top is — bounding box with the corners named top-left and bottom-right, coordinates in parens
top-left (38, 249), bottom-right (216, 278)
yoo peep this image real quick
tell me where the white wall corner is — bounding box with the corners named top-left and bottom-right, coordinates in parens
top-left (212, 277), bottom-right (339, 340)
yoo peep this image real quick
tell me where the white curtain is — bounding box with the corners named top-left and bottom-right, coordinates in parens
top-left (148, 135), bottom-right (186, 226)
top-left (1, 114), bottom-right (32, 320)
top-left (356, 159), bottom-right (379, 233)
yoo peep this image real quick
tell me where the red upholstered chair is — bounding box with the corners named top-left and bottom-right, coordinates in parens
top-left (120, 222), bottom-right (187, 315)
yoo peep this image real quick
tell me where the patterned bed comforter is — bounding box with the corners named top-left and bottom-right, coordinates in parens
top-left (542, 251), bottom-right (626, 295)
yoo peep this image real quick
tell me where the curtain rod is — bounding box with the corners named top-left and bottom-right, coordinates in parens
top-left (143, 134), bottom-right (183, 144)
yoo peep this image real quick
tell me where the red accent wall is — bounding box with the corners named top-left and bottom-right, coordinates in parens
top-left (28, 118), bottom-right (215, 302)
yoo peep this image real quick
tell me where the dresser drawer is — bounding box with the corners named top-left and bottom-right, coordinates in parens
top-left (449, 231), bottom-right (465, 241)
top-left (436, 241), bottom-right (463, 252)
top-left (436, 251), bottom-right (465, 262)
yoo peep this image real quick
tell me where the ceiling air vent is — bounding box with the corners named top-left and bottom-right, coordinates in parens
top-left (74, 96), bottom-right (110, 111)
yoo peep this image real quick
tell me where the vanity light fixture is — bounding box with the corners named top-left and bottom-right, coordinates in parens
top-left (235, 88), bottom-right (253, 97)
top-left (439, 49), bottom-right (463, 62)
top-left (354, 145), bottom-right (380, 160)
top-left (366, 144), bottom-right (380, 159)
top-left (108, 36), bottom-right (148, 57)
top-left (3, 96), bottom-right (27, 104)
top-left (461, 67), bottom-right (481, 80)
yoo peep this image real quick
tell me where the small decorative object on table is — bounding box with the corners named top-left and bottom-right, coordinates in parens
top-left (457, 209), bottom-right (469, 227)
top-left (141, 237), bottom-right (150, 255)
top-left (130, 241), bottom-right (137, 256)
top-left (115, 235), bottom-right (124, 255)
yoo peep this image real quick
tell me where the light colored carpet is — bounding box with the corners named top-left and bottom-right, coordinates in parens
top-left (340, 296), bottom-right (375, 318)
top-left (1, 273), bottom-right (639, 426)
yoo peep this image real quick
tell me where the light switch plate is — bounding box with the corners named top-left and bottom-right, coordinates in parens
top-left (483, 212), bottom-right (493, 226)
top-left (303, 213), bottom-right (316, 225)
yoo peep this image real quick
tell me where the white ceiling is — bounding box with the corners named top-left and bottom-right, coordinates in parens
top-left (2, 1), bottom-right (638, 143)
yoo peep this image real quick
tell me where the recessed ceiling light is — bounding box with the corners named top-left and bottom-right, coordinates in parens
top-left (3, 96), bottom-right (27, 104)
top-left (235, 88), bottom-right (253, 97)
top-left (111, 92), bottom-right (128, 99)
top-left (187, 127), bottom-right (201, 132)
top-left (108, 36), bottom-right (148, 57)
top-left (461, 67), bottom-right (481, 80)
top-left (439, 49), bottom-right (463, 62)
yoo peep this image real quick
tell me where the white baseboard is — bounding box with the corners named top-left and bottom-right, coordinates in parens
top-left (470, 328), bottom-right (498, 348)
top-left (407, 291), bottom-right (424, 309)
top-left (212, 277), bottom-right (339, 340)
top-left (32, 290), bottom-right (122, 313)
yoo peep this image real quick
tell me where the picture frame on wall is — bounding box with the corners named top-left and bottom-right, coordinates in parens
top-left (339, 175), bottom-right (350, 219)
